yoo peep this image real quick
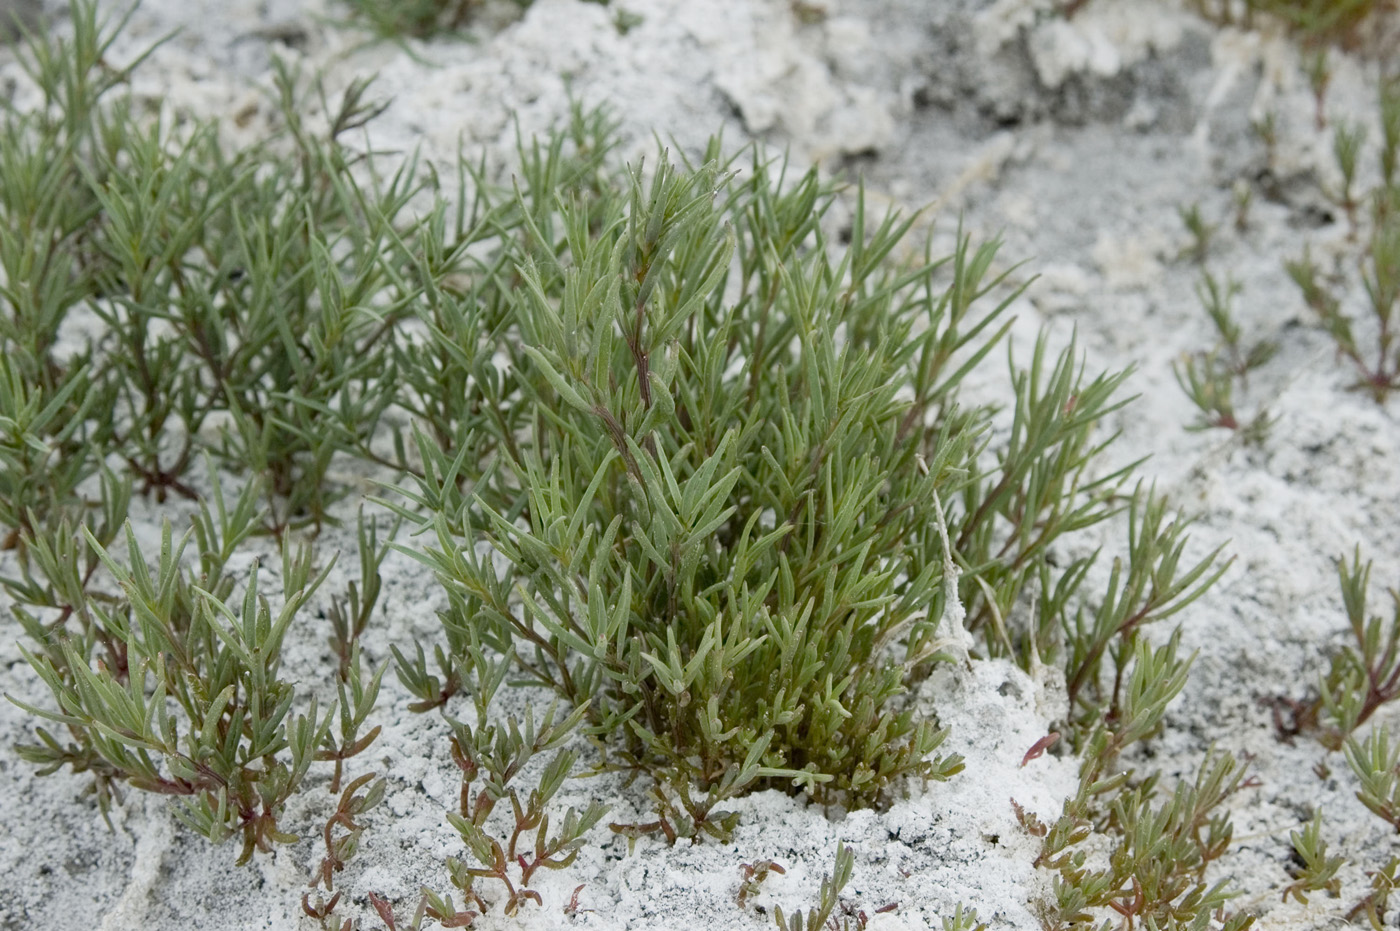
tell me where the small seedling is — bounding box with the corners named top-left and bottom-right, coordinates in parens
top-left (421, 887), bottom-right (479, 928)
top-left (1319, 549), bottom-right (1400, 745)
top-left (738, 859), bottom-right (788, 909)
top-left (1305, 49), bottom-right (1332, 129)
top-left (940, 904), bottom-right (988, 931)
top-left (1174, 272), bottom-right (1277, 438)
top-left (1035, 637), bottom-right (1257, 931)
top-left (327, 509), bottom-right (397, 682)
top-left (1253, 111), bottom-right (1280, 169)
top-left (563, 884), bottom-right (594, 918)
top-left (1176, 350), bottom-right (1245, 431)
top-left (1348, 857), bottom-right (1400, 927)
top-left (773, 842), bottom-right (855, 931)
top-left (1284, 232), bottom-right (1400, 402)
top-left (1179, 202), bottom-right (1216, 263)
top-left (1282, 812), bottom-right (1344, 903)
top-left (305, 772), bottom-right (389, 928)
top-left (1346, 726), bottom-right (1400, 832)
top-left (440, 646), bottom-right (607, 917)
top-left (1331, 121), bottom-right (1367, 235)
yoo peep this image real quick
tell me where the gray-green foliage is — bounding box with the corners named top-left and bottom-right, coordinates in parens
top-left (379, 90), bottom-right (1230, 841)
top-left (1034, 636), bottom-right (1255, 931)
top-left (383, 116), bottom-right (1218, 832)
top-left (1317, 548), bottom-right (1400, 747)
top-left (1286, 77), bottom-right (1400, 403)
top-left (0, 0), bottom-right (1236, 904)
top-left (0, 3), bottom-right (419, 538)
top-left (440, 645), bottom-right (607, 917)
top-left (1282, 812), bottom-right (1344, 904)
top-left (8, 469), bottom-right (335, 862)
top-left (391, 139), bottom-right (1005, 822)
top-left (773, 842), bottom-right (854, 931)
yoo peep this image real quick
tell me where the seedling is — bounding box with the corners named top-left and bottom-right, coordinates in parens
top-left (1332, 121), bottom-right (1367, 234)
top-left (1347, 857), bottom-right (1400, 928)
top-left (1318, 549), bottom-right (1400, 745)
top-left (940, 904), bottom-right (988, 931)
top-left (440, 645), bottom-right (607, 916)
top-left (1234, 179), bottom-right (1255, 233)
top-left (1305, 49), bottom-right (1332, 128)
top-left (1174, 272), bottom-right (1277, 438)
top-left (773, 842), bottom-right (855, 931)
top-left (1282, 812), bottom-right (1344, 903)
top-left (1176, 350), bottom-right (1245, 431)
top-left (1286, 199), bottom-right (1400, 402)
top-left (327, 508), bottom-right (397, 682)
top-left (738, 859), bottom-right (788, 909)
top-left (305, 772), bottom-right (388, 928)
top-left (1034, 639), bottom-right (1256, 931)
top-left (1179, 202), bottom-right (1216, 263)
top-left (1253, 111), bottom-right (1280, 169)
top-left (1346, 726), bottom-right (1400, 833)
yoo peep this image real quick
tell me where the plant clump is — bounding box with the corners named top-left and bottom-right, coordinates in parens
top-left (0, 2), bottom-right (1242, 926)
top-left (386, 118), bottom-right (1229, 838)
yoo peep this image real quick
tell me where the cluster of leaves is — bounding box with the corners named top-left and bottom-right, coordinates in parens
top-left (1178, 202), bottom-right (1216, 265)
top-left (1256, 550), bottom-right (1400, 926)
top-left (1286, 79), bottom-right (1400, 402)
top-left (390, 141), bottom-right (995, 829)
top-left (1280, 811), bottom-right (1344, 905)
top-left (303, 772), bottom-right (390, 930)
top-left (7, 469), bottom-right (346, 862)
top-left (1311, 548), bottom-right (1400, 747)
top-left (0, 4), bottom-right (416, 873)
top-left (435, 650), bottom-right (607, 921)
top-left (1173, 271), bottom-right (1277, 441)
top-left (0, 1), bottom-right (144, 544)
top-left (773, 842), bottom-right (855, 931)
top-left (1243, 546), bottom-right (1400, 926)
top-left (1341, 729), bottom-right (1400, 926)
top-left (1026, 636), bottom-right (1256, 931)
top-left (1282, 812), bottom-right (1344, 901)
top-left (379, 103), bottom-right (1233, 851)
top-left (0, 1), bottom-right (431, 542)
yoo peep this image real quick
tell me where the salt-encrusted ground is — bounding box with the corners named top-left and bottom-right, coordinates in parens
top-left (0, 1), bottom-right (1397, 929)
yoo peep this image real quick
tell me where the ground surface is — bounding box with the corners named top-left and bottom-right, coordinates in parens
top-left (0, 0), bottom-right (1398, 929)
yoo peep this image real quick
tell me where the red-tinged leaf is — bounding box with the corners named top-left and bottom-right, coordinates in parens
top-left (1021, 731), bottom-right (1060, 767)
top-left (369, 891), bottom-right (397, 930)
